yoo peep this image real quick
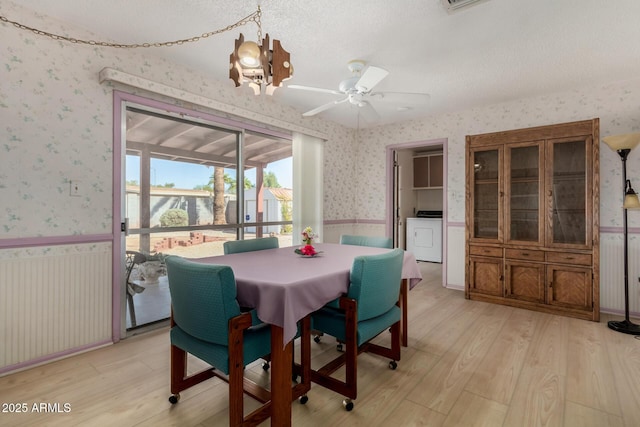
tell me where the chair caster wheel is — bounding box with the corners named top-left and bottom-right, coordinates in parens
top-left (389, 360), bottom-right (397, 370)
top-left (262, 361), bottom-right (270, 371)
top-left (343, 398), bottom-right (354, 411)
top-left (168, 394), bottom-right (180, 404)
top-left (336, 343), bottom-right (343, 352)
top-left (299, 395), bottom-right (309, 404)
top-left (313, 335), bottom-right (321, 343)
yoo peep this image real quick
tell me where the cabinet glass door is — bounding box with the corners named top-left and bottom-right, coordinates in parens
top-left (472, 148), bottom-right (502, 240)
top-left (547, 137), bottom-right (591, 247)
top-left (506, 143), bottom-right (543, 244)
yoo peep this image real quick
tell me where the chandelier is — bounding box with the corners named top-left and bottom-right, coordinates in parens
top-left (229, 6), bottom-right (293, 95)
top-left (1, 5), bottom-right (292, 96)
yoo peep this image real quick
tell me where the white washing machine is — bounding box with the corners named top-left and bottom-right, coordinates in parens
top-left (406, 211), bottom-right (443, 263)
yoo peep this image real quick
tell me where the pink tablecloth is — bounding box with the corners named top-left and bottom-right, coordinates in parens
top-left (193, 243), bottom-right (422, 345)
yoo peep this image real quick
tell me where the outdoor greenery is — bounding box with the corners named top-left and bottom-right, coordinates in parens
top-left (281, 201), bottom-right (292, 233)
top-left (263, 171), bottom-right (281, 188)
top-left (224, 175), bottom-right (254, 193)
top-left (159, 208), bottom-right (188, 227)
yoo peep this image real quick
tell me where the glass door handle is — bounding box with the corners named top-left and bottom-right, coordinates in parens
top-left (121, 218), bottom-right (129, 236)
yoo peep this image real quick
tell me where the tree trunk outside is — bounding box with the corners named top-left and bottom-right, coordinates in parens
top-left (213, 166), bottom-right (226, 225)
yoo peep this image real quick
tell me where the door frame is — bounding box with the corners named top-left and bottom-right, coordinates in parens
top-left (385, 138), bottom-right (448, 286)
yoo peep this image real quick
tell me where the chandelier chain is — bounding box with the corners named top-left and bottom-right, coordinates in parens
top-left (255, 5), bottom-right (262, 42)
top-left (0, 8), bottom-right (261, 49)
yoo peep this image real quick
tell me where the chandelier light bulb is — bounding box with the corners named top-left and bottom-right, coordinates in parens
top-left (238, 41), bottom-right (261, 67)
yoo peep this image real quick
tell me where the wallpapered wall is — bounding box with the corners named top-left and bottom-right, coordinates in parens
top-left (356, 83), bottom-right (640, 224)
top-left (0, 0), bottom-right (355, 242)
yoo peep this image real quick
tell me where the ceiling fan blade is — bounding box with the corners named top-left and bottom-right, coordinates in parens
top-left (370, 91), bottom-right (431, 104)
top-left (302, 97), bottom-right (349, 117)
top-left (359, 101), bottom-right (381, 122)
top-left (355, 66), bottom-right (389, 93)
top-left (288, 84), bottom-right (342, 96)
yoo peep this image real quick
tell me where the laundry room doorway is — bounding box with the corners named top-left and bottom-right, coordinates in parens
top-left (386, 138), bottom-right (447, 287)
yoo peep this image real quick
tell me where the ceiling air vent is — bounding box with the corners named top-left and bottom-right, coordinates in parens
top-left (441, 0), bottom-right (490, 13)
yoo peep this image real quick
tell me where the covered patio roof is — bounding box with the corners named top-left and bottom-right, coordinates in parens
top-left (125, 108), bottom-right (292, 170)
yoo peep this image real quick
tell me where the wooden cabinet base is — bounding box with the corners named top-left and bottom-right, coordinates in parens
top-left (467, 292), bottom-right (599, 322)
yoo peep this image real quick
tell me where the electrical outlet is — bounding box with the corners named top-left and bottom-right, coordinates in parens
top-left (70, 181), bottom-right (82, 197)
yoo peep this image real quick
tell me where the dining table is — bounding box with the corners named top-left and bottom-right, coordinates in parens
top-left (193, 242), bottom-right (422, 426)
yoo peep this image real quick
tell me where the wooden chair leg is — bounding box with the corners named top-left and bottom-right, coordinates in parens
top-left (390, 320), bottom-right (401, 361)
top-left (170, 344), bottom-right (187, 395)
top-left (228, 313), bottom-right (249, 427)
top-left (400, 279), bottom-right (408, 347)
top-left (343, 299), bottom-right (358, 400)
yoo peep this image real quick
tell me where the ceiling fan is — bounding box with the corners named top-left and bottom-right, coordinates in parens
top-left (288, 60), bottom-right (430, 122)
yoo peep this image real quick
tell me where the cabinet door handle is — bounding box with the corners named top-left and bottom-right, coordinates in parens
top-left (565, 256), bottom-right (574, 260)
top-left (522, 253), bottom-right (529, 256)
top-left (548, 190), bottom-right (553, 196)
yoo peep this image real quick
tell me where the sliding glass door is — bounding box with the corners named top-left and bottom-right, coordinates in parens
top-left (123, 105), bottom-right (292, 330)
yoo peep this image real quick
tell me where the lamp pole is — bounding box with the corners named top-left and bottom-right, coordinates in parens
top-left (608, 148), bottom-right (640, 334)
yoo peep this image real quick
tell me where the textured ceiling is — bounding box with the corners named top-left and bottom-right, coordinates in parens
top-left (8, 0), bottom-right (640, 128)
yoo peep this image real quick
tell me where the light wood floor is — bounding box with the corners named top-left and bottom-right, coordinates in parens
top-left (2, 263), bottom-right (640, 427)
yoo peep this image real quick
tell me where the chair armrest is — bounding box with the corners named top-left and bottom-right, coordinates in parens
top-left (229, 311), bottom-right (254, 331)
top-left (338, 297), bottom-right (357, 312)
top-left (240, 307), bottom-right (263, 327)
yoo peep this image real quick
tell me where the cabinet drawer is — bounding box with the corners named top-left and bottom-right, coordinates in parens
top-left (546, 252), bottom-right (591, 266)
top-left (469, 246), bottom-right (502, 257)
top-left (505, 249), bottom-right (544, 262)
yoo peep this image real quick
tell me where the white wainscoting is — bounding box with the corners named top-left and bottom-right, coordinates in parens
top-left (0, 243), bottom-right (112, 372)
top-left (446, 225), bottom-right (465, 290)
top-left (600, 232), bottom-right (640, 316)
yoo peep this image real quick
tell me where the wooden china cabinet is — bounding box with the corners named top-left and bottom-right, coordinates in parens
top-left (465, 119), bottom-right (600, 321)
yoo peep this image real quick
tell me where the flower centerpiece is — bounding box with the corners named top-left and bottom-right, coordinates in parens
top-left (295, 226), bottom-right (321, 257)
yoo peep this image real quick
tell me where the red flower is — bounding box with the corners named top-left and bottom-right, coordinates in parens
top-left (300, 245), bottom-right (317, 256)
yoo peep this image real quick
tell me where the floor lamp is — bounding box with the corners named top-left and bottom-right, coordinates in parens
top-left (603, 133), bottom-right (640, 335)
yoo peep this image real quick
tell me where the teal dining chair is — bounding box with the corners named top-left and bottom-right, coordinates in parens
top-left (309, 248), bottom-right (404, 411)
top-left (314, 234), bottom-right (394, 348)
top-left (339, 234), bottom-right (393, 249)
top-left (223, 236), bottom-right (279, 254)
top-left (165, 255), bottom-right (272, 426)
top-left (222, 235), bottom-right (280, 371)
